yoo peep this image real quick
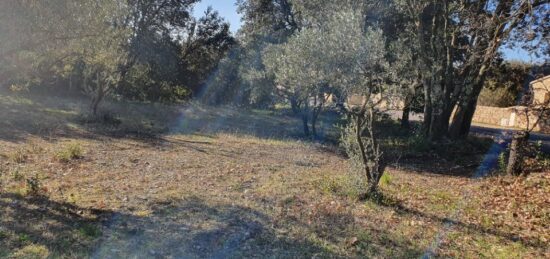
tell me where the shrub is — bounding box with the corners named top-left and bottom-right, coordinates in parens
top-left (26, 175), bottom-right (41, 196)
top-left (9, 148), bottom-right (29, 164)
top-left (56, 142), bottom-right (83, 162)
top-left (379, 172), bottom-right (392, 186)
top-left (78, 224), bottom-right (101, 238)
top-left (498, 151), bottom-right (508, 173)
top-left (478, 86), bottom-right (517, 107)
top-left (406, 135), bottom-right (432, 153)
top-left (318, 174), bottom-right (359, 198)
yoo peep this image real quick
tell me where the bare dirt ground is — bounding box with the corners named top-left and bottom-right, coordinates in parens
top-left (0, 92), bottom-right (549, 258)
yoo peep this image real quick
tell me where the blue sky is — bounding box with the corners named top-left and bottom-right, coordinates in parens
top-left (193, 0), bottom-right (242, 33)
top-left (192, 1), bottom-right (540, 63)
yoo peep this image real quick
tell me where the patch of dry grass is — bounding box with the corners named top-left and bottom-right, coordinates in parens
top-left (0, 91), bottom-right (548, 258)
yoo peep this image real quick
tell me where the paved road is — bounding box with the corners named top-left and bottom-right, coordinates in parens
top-left (386, 110), bottom-right (550, 154)
top-left (470, 125), bottom-right (550, 154)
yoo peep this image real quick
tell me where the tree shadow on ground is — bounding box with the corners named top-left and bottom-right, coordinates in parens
top-left (0, 91), bottom-right (340, 146)
top-left (0, 193), bottom-right (338, 258)
top-left (0, 193), bottom-right (107, 257)
top-left (375, 121), bottom-right (497, 178)
top-left (374, 195), bottom-right (546, 250)
top-left (0, 192), bottom-right (430, 258)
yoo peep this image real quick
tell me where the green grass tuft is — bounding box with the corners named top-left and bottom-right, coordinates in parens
top-left (55, 142), bottom-right (83, 162)
top-left (379, 172), bottom-right (392, 186)
top-left (78, 224), bottom-right (101, 239)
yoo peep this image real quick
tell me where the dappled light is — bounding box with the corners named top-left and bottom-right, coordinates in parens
top-left (1, 0), bottom-right (549, 258)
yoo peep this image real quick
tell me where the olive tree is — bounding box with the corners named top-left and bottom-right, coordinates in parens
top-left (262, 29), bottom-right (330, 137)
top-left (264, 6), bottom-right (393, 195)
top-left (321, 12), bottom-right (391, 196)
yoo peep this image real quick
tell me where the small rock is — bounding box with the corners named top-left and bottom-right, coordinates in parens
top-left (348, 237), bottom-right (359, 247)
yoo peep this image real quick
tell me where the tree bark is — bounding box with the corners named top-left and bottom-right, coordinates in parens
top-left (290, 97), bottom-right (300, 115)
top-left (422, 80), bottom-right (433, 136)
top-left (302, 101), bottom-right (310, 136)
top-left (449, 98), bottom-right (477, 139)
top-left (449, 76), bottom-right (486, 139)
top-left (302, 114), bottom-right (310, 136)
top-left (506, 131), bottom-right (529, 175)
top-left (401, 95), bottom-right (411, 129)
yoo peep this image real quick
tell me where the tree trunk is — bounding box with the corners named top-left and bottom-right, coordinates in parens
top-left (506, 131), bottom-right (529, 176)
top-left (91, 97), bottom-right (101, 116)
top-left (353, 110), bottom-right (386, 198)
top-left (449, 80), bottom-right (485, 139)
top-left (302, 101), bottom-right (310, 136)
top-left (429, 106), bottom-right (447, 140)
top-left (302, 114), bottom-right (310, 136)
top-left (290, 97), bottom-right (300, 115)
top-left (311, 110), bottom-right (318, 137)
top-left (422, 81), bottom-right (432, 136)
top-left (354, 115), bottom-right (371, 183)
top-left (401, 96), bottom-right (411, 128)
top-left (449, 99), bottom-right (477, 139)
top-left (91, 75), bottom-right (106, 117)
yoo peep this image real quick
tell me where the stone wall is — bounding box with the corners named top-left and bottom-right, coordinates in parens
top-left (472, 105), bottom-right (550, 134)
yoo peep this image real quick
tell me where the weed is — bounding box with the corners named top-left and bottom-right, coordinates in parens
top-left (12, 168), bottom-right (24, 181)
top-left (9, 148), bottom-right (29, 164)
top-left (78, 224), bottom-right (102, 239)
top-left (0, 230), bottom-right (7, 239)
top-left (18, 233), bottom-right (30, 244)
top-left (318, 174), bottom-right (359, 198)
top-left (379, 172), bottom-right (392, 186)
top-left (56, 142), bottom-right (83, 162)
top-left (534, 141), bottom-right (550, 168)
top-left (498, 151), bottom-right (508, 173)
top-left (319, 175), bottom-right (344, 194)
top-left (12, 244), bottom-right (50, 259)
top-left (26, 175), bottom-right (41, 196)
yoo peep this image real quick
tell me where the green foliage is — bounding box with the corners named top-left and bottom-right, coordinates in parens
top-left (379, 172), bottom-right (392, 186)
top-left (18, 233), bottom-right (30, 244)
top-left (318, 174), bottom-right (360, 198)
top-left (56, 143), bottom-right (83, 163)
top-left (78, 224), bottom-right (102, 239)
top-left (340, 123), bottom-right (367, 188)
top-left (0, 0), bottom-right (234, 107)
top-left (478, 62), bottom-right (532, 107)
top-left (12, 168), bottom-right (24, 182)
top-left (406, 135), bottom-right (433, 154)
top-left (25, 175), bottom-right (41, 196)
top-left (498, 151), bottom-right (508, 173)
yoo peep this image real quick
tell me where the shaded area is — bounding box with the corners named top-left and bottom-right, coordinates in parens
top-left (376, 121), bottom-right (495, 178)
top-left (0, 193), bottom-right (336, 258)
top-left (470, 124), bottom-right (550, 154)
top-left (93, 196), bottom-right (338, 258)
top-left (0, 193), bottom-right (108, 257)
top-left (0, 192), bottom-right (430, 258)
top-left (0, 91), bottom-right (339, 145)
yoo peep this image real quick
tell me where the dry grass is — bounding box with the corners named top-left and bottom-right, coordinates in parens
top-left (0, 92), bottom-right (548, 258)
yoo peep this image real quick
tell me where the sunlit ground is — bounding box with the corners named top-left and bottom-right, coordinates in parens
top-left (0, 92), bottom-right (548, 258)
